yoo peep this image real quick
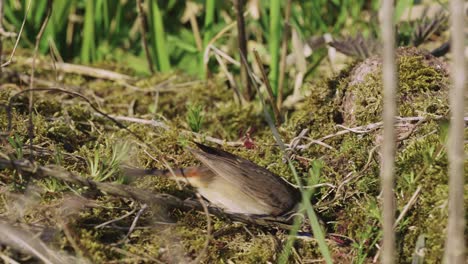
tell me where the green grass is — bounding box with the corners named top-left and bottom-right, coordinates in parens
top-left (2, 0), bottom-right (380, 80)
top-left (148, 0), bottom-right (171, 72)
top-left (186, 103), bottom-right (205, 133)
top-left (86, 139), bottom-right (130, 183)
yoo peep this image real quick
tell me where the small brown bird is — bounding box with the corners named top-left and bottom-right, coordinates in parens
top-left (128, 143), bottom-right (300, 216)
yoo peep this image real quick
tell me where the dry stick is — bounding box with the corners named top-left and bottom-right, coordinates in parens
top-left (21, 58), bottom-right (133, 82)
top-left (277, 0), bottom-right (292, 110)
top-left (252, 49), bottom-right (282, 125)
top-left (202, 11), bottom-right (248, 70)
top-left (0, 158), bottom-right (294, 230)
top-left (136, 0), bottom-right (155, 74)
top-left (235, 0), bottom-right (252, 101)
top-left (188, 6), bottom-right (203, 51)
top-left (0, 0), bottom-right (31, 68)
top-left (95, 206), bottom-right (139, 229)
top-left (28, 0), bottom-right (52, 161)
top-left (0, 253), bottom-right (21, 264)
top-left (213, 52), bottom-right (244, 105)
top-left (208, 45), bottom-right (241, 66)
top-left (118, 204), bottom-right (148, 245)
top-left (444, 0), bottom-right (466, 262)
top-left (373, 185), bottom-right (423, 262)
top-left (380, 0), bottom-right (397, 263)
top-left (106, 115), bottom-right (243, 147)
top-left (394, 186), bottom-right (421, 228)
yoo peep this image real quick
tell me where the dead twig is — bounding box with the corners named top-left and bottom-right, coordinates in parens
top-left (277, 0), bottom-right (292, 110)
top-left (213, 51), bottom-right (244, 105)
top-left (104, 114), bottom-right (243, 147)
top-left (1, 0), bottom-right (31, 68)
top-left (117, 203), bottom-right (148, 245)
top-left (235, 0), bottom-right (252, 101)
top-left (28, 0), bottom-right (53, 161)
top-left (253, 49), bottom-right (282, 125)
top-left (20, 58), bottom-right (133, 82)
top-left (394, 186), bottom-right (422, 228)
top-left (136, 0), bottom-right (155, 74)
top-left (95, 206), bottom-right (139, 229)
top-left (296, 115), bottom-right (464, 150)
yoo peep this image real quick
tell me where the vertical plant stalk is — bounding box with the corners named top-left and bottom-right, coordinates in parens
top-left (380, 0), bottom-right (396, 263)
top-left (268, 0), bottom-right (281, 96)
top-left (187, 6), bottom-right (202, 51)
top-left (0, 0), bottom-right (4, 75)
top-left (444, 0), bottom-right (466, 262)
top-left (136, 0), bottom-right (155, 74)
top-left (81, 0), bottom-right (95, 63)
top-left (149, 0), bottom-right (170, 72)
top-left (202, 0), bottom-right (215, 77)
top-left (235, 0), bottom-right (252, 101)
top-left (29, 0), bottom-right (52, 161)
top-left (253, 49), bottom-right (281, 125)
top-left (277, 0), bottom-right (292, 110)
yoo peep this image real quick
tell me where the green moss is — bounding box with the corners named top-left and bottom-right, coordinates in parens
top-left (339, 50), bottom-right (449, 125)
top-left (0, 47), bottom-right (462, 263)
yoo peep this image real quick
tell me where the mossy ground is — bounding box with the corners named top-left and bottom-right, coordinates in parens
top-left (0, 47), bottom-right (466, 263)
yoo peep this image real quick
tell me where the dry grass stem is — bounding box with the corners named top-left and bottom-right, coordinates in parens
top-left (380, 0), bottom-right (397, 262)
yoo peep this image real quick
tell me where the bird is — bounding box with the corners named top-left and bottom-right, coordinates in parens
top-left (126, 142), bottom-right (301, 216)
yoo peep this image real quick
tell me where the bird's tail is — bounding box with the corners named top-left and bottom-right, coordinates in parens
top-left (121, 166), bottom-right (172, 177)
top-left (121, 165), bottom-right (208, 179)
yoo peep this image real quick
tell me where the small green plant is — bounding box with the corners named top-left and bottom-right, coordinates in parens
top-left (87, 139), bottom-right (130, 182)
top-left (7, 134), bottom-right (24, 159)
top-left (40, 178), bottom-right (66, 193)
top-left (186, 103), bottom-right (204, 133)
top-left (353, 222), bottom-right (380, 264)
top-left (40, 145), bottom-right (67, 193)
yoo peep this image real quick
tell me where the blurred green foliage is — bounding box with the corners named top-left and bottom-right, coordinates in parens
top-left (3, 0), bottom-right (384, 77)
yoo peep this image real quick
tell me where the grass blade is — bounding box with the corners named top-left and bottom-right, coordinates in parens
top-left (268, 0), bottom-right (281, 96)
top-left (148, 0), bottom-right (171, 72)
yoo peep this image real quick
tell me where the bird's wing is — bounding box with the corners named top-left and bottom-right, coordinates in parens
top-left (188, 143), bottom-right (299, 215)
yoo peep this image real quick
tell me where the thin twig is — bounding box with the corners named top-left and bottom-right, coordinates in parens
top-left (374, 186), bottom-right (423, 262)
top-left (20, 58), bottom-right (133, 82)
top-left (0, 0), bottom-right (4, 73)
top-left (235, 0), bottom-right (252, 101)
top-left (28, 0), bottom-right (52, 161)
top-left (213, 51), bottom-right (244, 105)
top-left (117, 203), bottom-right (148, 244)
top-left (444, 0), bottom-right (466, 261)
top-left (252, 49), bottom-right (282, 125)
top-left (95, 206), bottom-right (139, 229)
top-left (380, 0), bottom-right (397, 262)
top-left (394, 186), bottom-right (421, 228)
top-left (136, 0), bottom-right (155, 74)
top-left (294, 115), bottom-right (458, 150)
top-left (208, 44), bottom-right (241, 66)
top-left (277, 0), bottom-right (292, 110)
top-left (1, 0), bottom-right (31, 68)
top-left (104, 114), bottom-right (243, 147)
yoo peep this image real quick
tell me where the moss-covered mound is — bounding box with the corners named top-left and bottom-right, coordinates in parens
top-left (0, 47), bottom-right (466, 263)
